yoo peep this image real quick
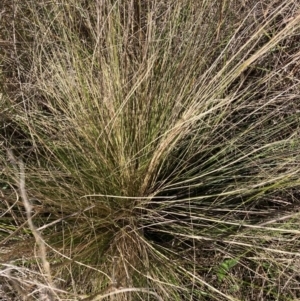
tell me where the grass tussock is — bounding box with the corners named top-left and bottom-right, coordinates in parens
top-left (1, 0), bottom-right (300, 300)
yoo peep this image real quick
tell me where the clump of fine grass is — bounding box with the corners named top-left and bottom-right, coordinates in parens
top-left (1, 0), bottom-right (300, 300)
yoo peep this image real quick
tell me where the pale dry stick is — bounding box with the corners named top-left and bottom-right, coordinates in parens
top-left (6, 150), bottom-right (55, 296)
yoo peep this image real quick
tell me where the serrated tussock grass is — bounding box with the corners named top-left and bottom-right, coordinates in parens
top-left (1, 0), bottom-right (300, 300)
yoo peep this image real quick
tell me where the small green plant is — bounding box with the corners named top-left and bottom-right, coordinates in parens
top-left (216, 258), bottom-right (239, 283)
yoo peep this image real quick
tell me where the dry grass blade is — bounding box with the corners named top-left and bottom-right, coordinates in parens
top-left (6, 149), bottom-right (55, 299)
